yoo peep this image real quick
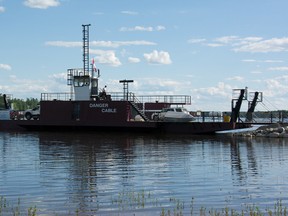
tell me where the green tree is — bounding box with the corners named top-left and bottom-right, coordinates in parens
top-left (5, 97), bottom-right (40, 111)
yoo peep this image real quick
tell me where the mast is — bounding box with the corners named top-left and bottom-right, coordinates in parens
top-left (67, 24), bottom-right (101, 100)
top-left (67, 24), bottom-right (92, 101)
top-left (82, 24), bottom-right (91, 76)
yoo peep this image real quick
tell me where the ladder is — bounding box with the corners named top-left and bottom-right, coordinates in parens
top-left (129, 101), bottom-right (150, 122)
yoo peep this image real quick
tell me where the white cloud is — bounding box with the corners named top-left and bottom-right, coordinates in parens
top-left (0, 6), bottom-right (5, 13)
top-left (263, 75), bottom-right (288, 97)
top-left (128, 57), bottom-right (140, 63)
top-left (130, 77), bottom-right (187, 95)
top-left (91, 41), bottom-right (157, 48)
top-left (268, 67), bottom-right (288, 71)
top-left (187, 38), bottom-right (206, 44)
top-left (143, 78), bottom-right (180, 87)
top-left (199, 36), bottom-right (288, 53)
top-left (250, 71), bottom-right (262, 74)
top-left (242, 59), bottom-right (283, 63)
top-left (215, 36), bottom-right (262, 45)
top-left (46, 40), bottom-right (156, 48)
top-left (0, 64), bottom-right (12, 71)
top-left (0, 75), bottom-right (57, 98)
top-left (242, 37), bottom-right (264, 42)
top-left (120, 26), bottom-right (152, 32)
top-left (156, 26), bottom-right (165, 31)
top-left (226, 76), bottom-right (244, 81)
top-left (91, 50), bottom-right (121, 67)
top-left (48, 72), bottom-right (66, 81)
top-left (234, 37), bottom-right (288, 53)
top-left (121, 11), bottom-right (138, 15)
top-left (206, 43), bottom-right (224, 47)
top-left (189, 82), bottom-right (234, 111)
top-left (45, 41), bottom-right (81, 47)
top-left (143, 50), bottom-right (172, 65)
top-left (201, 82), bottom-right (232, 97)
top-left (242, 59), bottom-right (257, 63)
top-left (103, 77), bottom-right (192, 98)
top-left (264, 60), bottom-right (283, 63)
top-left (215, 36), bottom-right (240, 44)
top-left (23, 0), bottom-right (60, 9)
top-left (120, 25), bottom-right (166, 32)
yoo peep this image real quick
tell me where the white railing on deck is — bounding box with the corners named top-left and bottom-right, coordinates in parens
top-left (110, 92), bottom-right (191, 105)
top-left (41, 93), bottom-right (74, 101)
top-left (41, 92), bottom-right (191, 105)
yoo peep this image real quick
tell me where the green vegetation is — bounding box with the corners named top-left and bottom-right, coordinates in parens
top-left (2, 193), bottom-right (288, 216)
top-left (0, 94), bottom-right (39, 110)
top-left (10, 98), bottom-right (39, 111)
top-left (111, 191), bottom-right (288, 216)
top-left (0, 196), bottom-right (37, 216)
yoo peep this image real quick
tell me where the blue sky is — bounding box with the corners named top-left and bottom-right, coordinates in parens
top-left (1, 0), bottom-right (288, 111)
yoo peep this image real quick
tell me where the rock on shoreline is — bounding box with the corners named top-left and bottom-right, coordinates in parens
top-left (235, 123), bottom-right (288, 138)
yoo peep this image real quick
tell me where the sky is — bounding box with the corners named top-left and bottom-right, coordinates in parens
top-left (1, 0), bottom-right (288, 112)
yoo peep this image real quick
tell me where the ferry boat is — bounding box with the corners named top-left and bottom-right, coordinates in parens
top-left (0, 25), bottom-right (251, 134)
top-left (0, 90), bottom-right (250, 134)
top-left (0, 85), bottom-right (251, 134)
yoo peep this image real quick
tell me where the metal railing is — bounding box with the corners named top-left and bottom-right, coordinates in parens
top-left (136, 95), bottom-right (191, 105)
top-left (40, 91), bottom-right (191, 105)
top-left (41, 93), bottom-right (73, 101)
top-left (110, 92), bottom-right (191, 105)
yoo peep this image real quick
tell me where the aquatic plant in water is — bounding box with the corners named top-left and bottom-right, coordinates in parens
top-left (1, 194), bottom-right (288, 215)
top-left (0, 196), bottom-right (37, 216)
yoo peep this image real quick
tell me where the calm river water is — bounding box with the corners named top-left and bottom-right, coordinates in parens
top-left (1, 131), bottom-right (288, 215)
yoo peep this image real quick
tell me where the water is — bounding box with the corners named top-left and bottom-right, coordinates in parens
top-left (1, 131), bottom-right (288, 215)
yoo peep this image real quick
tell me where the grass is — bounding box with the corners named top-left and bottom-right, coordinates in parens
top-left (160, 199), bottom-right (288, 216)
top-left (1, 193), bottom-right (287, 216)
top-left (0, 196), bottom-right (37, 216)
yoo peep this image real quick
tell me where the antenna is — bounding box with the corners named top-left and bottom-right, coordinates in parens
top-left (82, 24), bottom-right (91, 76)
top-left (119, 79), bottom-right (134, 101)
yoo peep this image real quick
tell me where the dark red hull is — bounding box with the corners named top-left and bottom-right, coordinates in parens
top-left (0, 119), bottom-right (249, 134)
top-left (0, 100), bottom-right (251, 134)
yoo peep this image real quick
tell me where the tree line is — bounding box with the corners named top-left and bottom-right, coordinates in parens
top-left (0, 95), bottom-right (39, 111)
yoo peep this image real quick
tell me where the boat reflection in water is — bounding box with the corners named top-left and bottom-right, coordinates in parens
top-left (1, 131), bottom-right (288, 215)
